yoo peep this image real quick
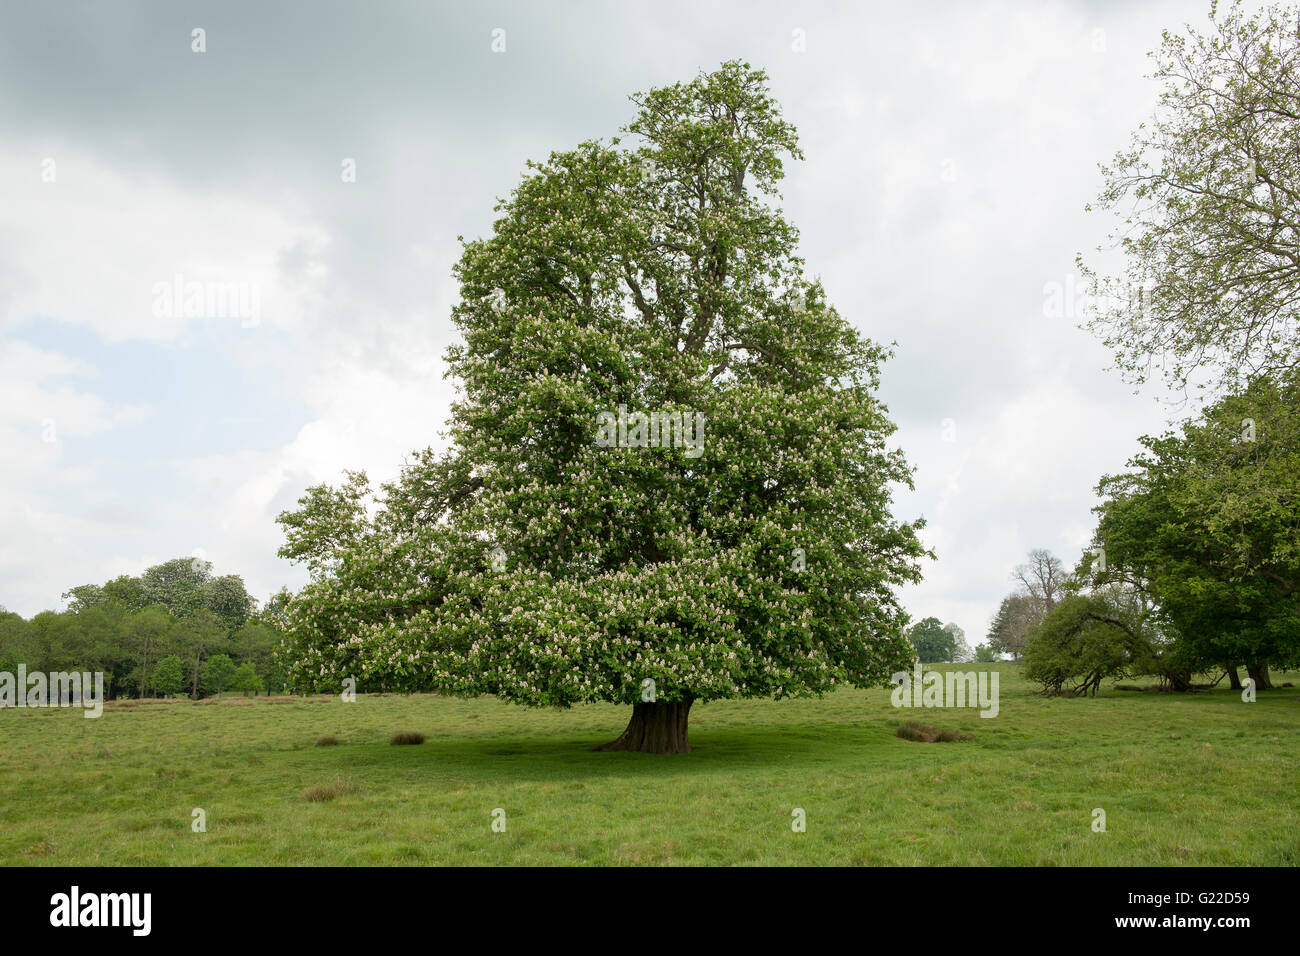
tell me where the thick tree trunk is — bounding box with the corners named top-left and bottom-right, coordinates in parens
top-left (1245, 661), bottom-right (1273, 691)
top-left (1225, 665), bottom-right (1242, 691)
top-left (592, 699), bottom-right (693, 754)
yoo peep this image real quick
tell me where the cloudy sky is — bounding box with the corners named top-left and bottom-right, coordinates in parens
top-left (1, 0), bottom-right (1210, 640)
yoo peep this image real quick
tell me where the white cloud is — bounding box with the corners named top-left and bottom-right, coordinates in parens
top-left (0, 150), bottom-right (330, 343)
top-left (0, 340), bottom-right (154, 610)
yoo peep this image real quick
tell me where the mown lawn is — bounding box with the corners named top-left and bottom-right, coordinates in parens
top-left (1, 663), bottom-right (1296, 865)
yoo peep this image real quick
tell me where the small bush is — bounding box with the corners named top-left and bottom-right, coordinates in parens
top-left (390, 731), bottom-right (425, 746)
top-left (897, 721), bottom-right (973, 743)
top-left (302, 777), bottom-right (360, 802)
top-left (315, 735), bottom-right (340, 746)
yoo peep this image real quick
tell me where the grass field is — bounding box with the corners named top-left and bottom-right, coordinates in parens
top-left (1, 663), bottom-right (1297, 866)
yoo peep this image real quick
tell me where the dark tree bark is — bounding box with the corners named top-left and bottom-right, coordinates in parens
top-left (1225, 665), bottom-right (1243, 691)
top-left (592, 699), bottom-right (693, 754)
top-left (1245, 661), bottom-right (1273, 691)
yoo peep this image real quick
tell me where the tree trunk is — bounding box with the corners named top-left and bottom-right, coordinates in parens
top-left (1245, 661), bottom-right (1273, 691)
top-left (592, 699), bottom-right (693, 754)
top-left (1225, 665), bottom-right (1242, 691)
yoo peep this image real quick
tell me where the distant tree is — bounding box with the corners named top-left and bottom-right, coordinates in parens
top-left (231, 662), bottom-right (264, 696)
top-left (986, 593), bottom-right (1042, 661)
top-left (1023, 594), bottom-right (1151, 697)
top-left (0, 611), bottom-right (35, 669)
top-left (101, 574), bottom-right (148, 611)
top-left (1080, 0), bottom-right (1300, 395)
top-left (0, 616), bottom-right (22, 676)
top-left (1013, 549), bottom-right (1068, 611)
top-left (230, 622), bottom-right (277, 672)
top-left (152, 655), bottom-right (185, 697)
top-left (944, 622), bottom-right (972, 662)
top-left (14, 560), bottom-right (260, 699)
top-left (63, 574), bottom-right (151, 616)
top-left (141, 558), bottom-right (212, 619)
top-left (247, 593), bottom-right (292, 693)
top-left (203, 654), bottom-right (238, 697)
top-left (61, 584), bottom-right (105, 614)
top-left (974, 644), bottom-right (999, 663)
top-left (121, 606), bottom-right (172, 698)
top-left (173, 610), bottom-right (227, 698)
top-left (262, 642), bottom-right (290, 696)
top-left (907, 617), bottom-right (956, 663)
top-left (32, 603), bottom-right (131, 696)
top-left (202, 575), bottom-right (255, 632)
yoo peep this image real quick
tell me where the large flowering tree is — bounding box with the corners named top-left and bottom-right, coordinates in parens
top-left (276, 61), bottom-right (927, 753)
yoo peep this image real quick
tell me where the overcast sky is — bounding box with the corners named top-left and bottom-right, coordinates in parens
top-left (1, 0), bottom-right (1213, 641)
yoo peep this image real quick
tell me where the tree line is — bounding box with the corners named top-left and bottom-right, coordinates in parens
top-left (904, 618), bottom-right (998, 663)
top-left (989, 525), bottom-right (1298, 697)
top-left (1026, 372), bottom-right (1300, 696)
top-left (0, 557), bottom-right (289, 699)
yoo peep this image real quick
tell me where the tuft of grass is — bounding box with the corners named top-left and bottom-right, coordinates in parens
top-left (315, 735), bottom-right (340, 746)
top-left (897, 721), bottom-right (974, 743)
top-left (302, 777), bottom-right (360, 802)
top-left (390, 731), bottom-right (425, 746)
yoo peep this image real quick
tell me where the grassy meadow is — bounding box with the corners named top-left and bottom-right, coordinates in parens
top-left (1, 662), bottom-right (1297, 866)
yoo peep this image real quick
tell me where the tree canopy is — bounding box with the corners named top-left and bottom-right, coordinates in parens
top-left (986, 593), bottom-right (1041, 661)
top-left (1079, 0), bottom-right (1300, 395)
top-left (906, 617), bottom-right (957, 663)
top-left (1092, 371), bottom-right (1300, 687)
top-left (1022, 594), bottom-right (1152, 697)
top-left (0, 558), bottom-right (285, 700)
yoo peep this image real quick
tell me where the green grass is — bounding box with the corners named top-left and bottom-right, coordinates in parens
top-left (1, 663), bottom-right (1297, 865)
